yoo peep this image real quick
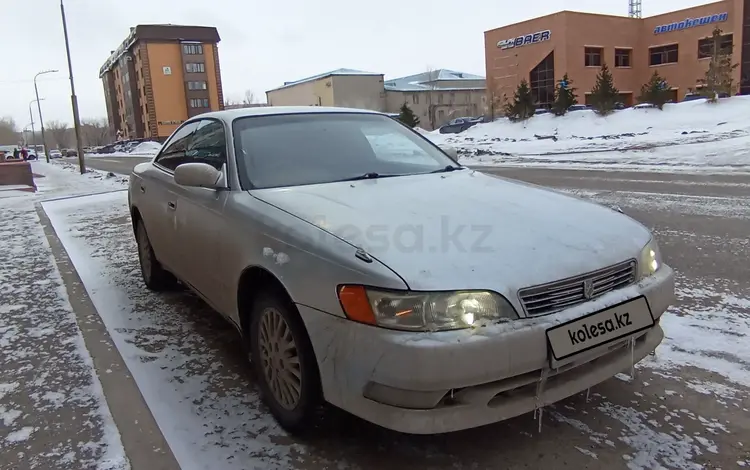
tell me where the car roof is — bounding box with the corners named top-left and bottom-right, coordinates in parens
top-left (192, 106), bottom-right (384, 125)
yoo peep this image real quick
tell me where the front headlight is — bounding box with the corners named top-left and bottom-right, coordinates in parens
top-left (638, 238), bottom-right (663, 280)
top-left (337, 286), bottom-right (518, 332)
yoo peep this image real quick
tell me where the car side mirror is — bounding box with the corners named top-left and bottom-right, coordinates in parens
top-left (439, 145), bottom-right (459, 161)
top-left (174, 162), bottom-right (223, 189)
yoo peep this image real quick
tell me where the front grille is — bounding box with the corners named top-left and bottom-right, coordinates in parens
top-left (518, 259), bottom-right (637, 316)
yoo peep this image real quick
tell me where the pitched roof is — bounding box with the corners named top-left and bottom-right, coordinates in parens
top-left (384, 69), bottom-right (485, 92)
top-left (266, 68), bottom-right (382, 93)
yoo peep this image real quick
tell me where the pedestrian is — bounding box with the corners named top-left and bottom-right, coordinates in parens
top-left (13, 148), bottom-right (20, 160)
top-left (21, 148), bottom-right (28, 161)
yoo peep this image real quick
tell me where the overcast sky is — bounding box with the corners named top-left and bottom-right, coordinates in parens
top-left (4, 0), bottom-right (709, 129)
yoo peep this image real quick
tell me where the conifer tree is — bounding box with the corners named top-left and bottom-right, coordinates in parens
top-left (551, 73), bottom-right (578, 116)
top-left (589, 63), bottom-right (619, 116)
top-left (398, 102), bottom-right (420, 128)
top-left (699, 27), bottom-right (738, 101)
top-left (638, 72), bottom-right (672, 110)
top-left (503, 79), bottom-right (535, 122)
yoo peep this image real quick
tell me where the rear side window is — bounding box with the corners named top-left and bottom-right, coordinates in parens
top-left (155, 121), bottom-right (199, 171)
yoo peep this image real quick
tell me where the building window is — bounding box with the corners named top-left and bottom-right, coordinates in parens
top-left (649, 44), bottom-right (679, 66)
top-left (183, 44), bottom-right (203, 55)
top-left (615, 48), bottom-right (632, 67)
top-left (585, 47), bottom-right (603, 67)
top-left (412, 93), bottom-right (419, 104)
top-left (189, 98), bottom-right (210, 108)
top-left (698, 34), bottom-right (733, 59)
top-left (187, 81), bottom-right (208, 90)
top-left (437, 94), bottom-right (443, 104)
top-left (530, 51), bottom-right (555, 108)
top-left (185, 63), bottom-right (206, 73)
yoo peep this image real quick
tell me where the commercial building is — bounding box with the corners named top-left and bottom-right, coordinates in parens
top-left (99, 24), bottom-right (225, 142)
top-left (484, 0), bottom-right (749, 111)
top-left (266, 69), bottom-right (388, 112)
top-left (266, 68), bottom-right (486, 130)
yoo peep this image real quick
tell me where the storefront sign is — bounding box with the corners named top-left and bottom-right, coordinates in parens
top-left (654, 12), bottom-right (728, 34)
top-left (497, 30), bottom-right (551, 50)
top-left (158, 120), bottom-right (184, 125)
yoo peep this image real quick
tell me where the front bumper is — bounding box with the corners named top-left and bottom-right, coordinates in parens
top-left (299, 265), bottom-right (674, 434)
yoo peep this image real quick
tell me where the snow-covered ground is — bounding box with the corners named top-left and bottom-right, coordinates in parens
top-left (0, 163), bottom-right (128, 469)
top-left (1, 159), bottom-right (746, 468)
top-left (86, 141), bottom-right (162, 159)
top-left (28, 159), bottom-right (748, 469)
top-left (425, 96), bottom-right (750, 173)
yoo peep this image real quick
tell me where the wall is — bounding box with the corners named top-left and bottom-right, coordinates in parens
top-left (641, 0), bottom-right (743, 96)
top-left (385, 89), bottom-right (487, 130)
top-left (146, 42), bottom-right (189, 138)
top-left (484, 0), bottom-right (743, 110)
top-left (266, 78), bottom-right (334, 106)
top-left (331, 75), bottom-right (386, 111)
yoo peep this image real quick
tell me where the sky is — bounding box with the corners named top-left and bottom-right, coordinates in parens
top-left (3, 0), bottom-right (711, 130)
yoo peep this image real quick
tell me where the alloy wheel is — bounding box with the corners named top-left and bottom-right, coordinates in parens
top-left (258, 307), bottom-right (302, 410)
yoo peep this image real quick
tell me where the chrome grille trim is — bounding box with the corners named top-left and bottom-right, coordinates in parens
top-left (518, 259), bottom-right (637, 316)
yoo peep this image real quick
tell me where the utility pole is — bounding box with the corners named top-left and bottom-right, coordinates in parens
top-left (34, 71), bottom-right (56, 163)
top-left (29, 101), bottom-right (38, 154)
top-left (60, 0), bottom-right (86, 174)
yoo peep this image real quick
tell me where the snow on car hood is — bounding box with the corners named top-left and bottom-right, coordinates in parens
top-left (251, 170), bottom-right (651, 294)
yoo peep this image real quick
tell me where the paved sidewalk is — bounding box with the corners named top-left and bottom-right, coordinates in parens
top-left (0, 162), bottom-right (176, 470)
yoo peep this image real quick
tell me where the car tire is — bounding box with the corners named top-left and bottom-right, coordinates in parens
top-left (248, 289), bottom-right (323, 434)
top-left (135, 220), bottom-right (177, 291)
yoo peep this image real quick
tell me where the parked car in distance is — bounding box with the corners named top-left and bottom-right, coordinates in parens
top-left (534, 107), bottom-right (551, 115)
top-left (567, 104), bottom-right (592, 112)
top-left (64, 148), bottom-right (78, 157)
top-left (438, 116), bottom-right (482, 134)
top-left (128, 107), bottom-right (675, 436)
top-left (49, 149), bottom-right (63, 159)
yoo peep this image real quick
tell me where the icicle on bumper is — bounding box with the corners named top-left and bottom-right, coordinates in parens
top-left (533, 367), bottom-right (550, 433)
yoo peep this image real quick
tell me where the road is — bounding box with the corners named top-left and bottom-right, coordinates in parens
top-left (51, 157), bottom-right (750, 469)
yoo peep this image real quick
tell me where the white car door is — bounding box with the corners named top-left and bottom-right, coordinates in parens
top-left (144, 121), bottom-right (200, 277)
top-left (171, 119), bottom-right (231, 311)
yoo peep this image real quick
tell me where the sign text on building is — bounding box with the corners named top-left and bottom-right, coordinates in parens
top-left (497, 30), bottom-right (551, 50)
top-left (654, 12), bottom-right (728, 34)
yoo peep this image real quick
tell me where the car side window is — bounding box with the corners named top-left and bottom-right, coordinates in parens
top-left (187, 120), bottom-right (227, 170)
top-left (154, 121), bottom-right (200, 171)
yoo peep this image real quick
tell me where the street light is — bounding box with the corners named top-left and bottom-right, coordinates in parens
top-left (29, 98), bottom-right (44, 156)
top-left (60, 0), bottom-right (86, 174)
top-left (34, 70), bottom-right (57, 163)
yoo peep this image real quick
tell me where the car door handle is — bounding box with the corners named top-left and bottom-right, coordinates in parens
top-left (167, 201), bottom-right (176, 210)
top-left (139, 185), bottom-right (145, 193)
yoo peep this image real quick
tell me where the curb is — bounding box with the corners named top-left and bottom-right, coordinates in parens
top-left (37, 204), bottom-right (180, 470)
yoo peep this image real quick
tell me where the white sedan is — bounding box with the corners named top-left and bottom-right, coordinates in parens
top-left (128, 106), bottom-right (675, 435)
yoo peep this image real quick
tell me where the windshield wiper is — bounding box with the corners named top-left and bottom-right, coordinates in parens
top-left (429, 165), bottom-right (464, 174)
top-left (338, 172), bottom-right (402, 182)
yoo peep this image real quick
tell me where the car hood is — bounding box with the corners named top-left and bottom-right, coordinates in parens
top-left (250, 170), bottom-right (651, 294)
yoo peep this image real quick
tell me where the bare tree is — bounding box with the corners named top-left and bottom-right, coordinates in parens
top-left (46, 120), bottom-right (71, 149)
top-left (424, 66), bottom-right (441, 130)
top-left (242, 90), bottom-right (257, 105)
top-left (81, 118), bottom-right (111, 146)
top-left (0, 117), bottom-right (20, 145)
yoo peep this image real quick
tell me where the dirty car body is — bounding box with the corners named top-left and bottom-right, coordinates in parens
top-left (128, 107), bottom-right (675, 435)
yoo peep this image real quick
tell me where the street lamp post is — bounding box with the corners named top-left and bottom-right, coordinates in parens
top-left (34, 70), bottom-right (57, 163)
top-left (60, 0), bottom-right (86, 174)
top-left (29, 98), bottom-right (44, 158)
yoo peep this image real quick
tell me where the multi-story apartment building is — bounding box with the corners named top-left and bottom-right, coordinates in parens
top-left (99, 24), bottom-right (225, 142)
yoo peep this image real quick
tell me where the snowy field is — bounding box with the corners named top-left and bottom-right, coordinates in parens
top-left (12, 160), bottom-right (744, 469)
top-left (425, 96), bottom-right (750, 173)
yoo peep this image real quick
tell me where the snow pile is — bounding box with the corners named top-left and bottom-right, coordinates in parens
top-left (426, 96), bottom-right (750, 172)
top-left (130, 141), bottom-right (162, 155)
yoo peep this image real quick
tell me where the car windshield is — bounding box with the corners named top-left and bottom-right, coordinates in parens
top-left (232, 112), bottom-right (458, 189)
